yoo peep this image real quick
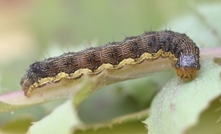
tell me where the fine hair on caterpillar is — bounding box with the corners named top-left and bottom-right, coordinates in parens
top-left (20, 30), bottom-right (200, 97)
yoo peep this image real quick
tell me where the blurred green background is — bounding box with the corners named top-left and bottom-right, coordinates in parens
top-left (0, 0), bottom-right (211, 92)
top-left (0, 0), bottom-right (219, 133)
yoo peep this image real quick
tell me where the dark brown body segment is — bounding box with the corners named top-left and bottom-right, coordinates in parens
top-left (20, 30), bottom-right (200, 96)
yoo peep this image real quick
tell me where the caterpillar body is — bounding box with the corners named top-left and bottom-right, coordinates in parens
top-left (20, 30), bottom-right (200, 97)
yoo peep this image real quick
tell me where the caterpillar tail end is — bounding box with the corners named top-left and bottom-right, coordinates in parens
top-left (20, 74), bottom-right (32, 97)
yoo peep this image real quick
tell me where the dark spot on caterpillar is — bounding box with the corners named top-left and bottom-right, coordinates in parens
top-left (21, 30), bottom-right (200, 97)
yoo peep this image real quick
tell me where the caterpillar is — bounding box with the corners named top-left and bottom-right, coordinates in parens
top-left (20, 30), bottom-right (200, 97)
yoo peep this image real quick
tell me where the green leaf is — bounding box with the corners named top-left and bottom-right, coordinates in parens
top-left (28, 99), bottom-right (81, 134)
top-left (144, 60), bottom-right (221, 134)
